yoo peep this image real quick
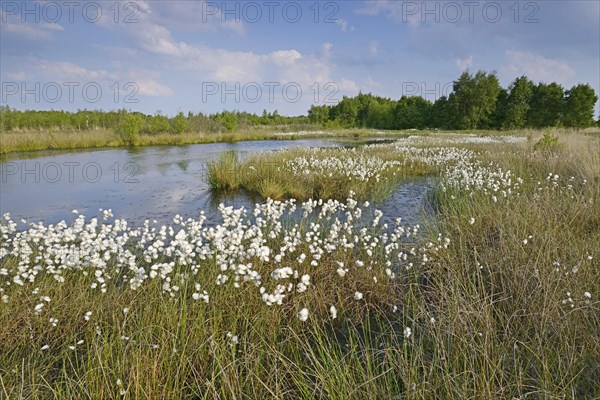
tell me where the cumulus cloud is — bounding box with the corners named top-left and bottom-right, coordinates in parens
top-left (96, 2), bottom-right (335, 87)
top-left (135, 80), bottom-right (174, 97)
top-left (364, 76), bottom-right (382, 89)
top-left (503, 50), bottom-right (575, 83)
top-left (337, 19), bottom-right (354, 32)
top-left (98, 0), bottom-right (245, 35)
top-left (338, 79), bottom-right (359, 92)
top-left (0, 12), bottom-right (64, 40)
top-left (7, 59), bottom-right (173, 98)
top-left (37, 61), bottom-right (115, 81)
top-left (123, 69), bottom-right (174, 97)
top-left (454, 55), bottom-right (473, 71)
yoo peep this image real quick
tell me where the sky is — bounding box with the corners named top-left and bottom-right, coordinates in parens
top-left (1, 0), bottom-right (599, 116)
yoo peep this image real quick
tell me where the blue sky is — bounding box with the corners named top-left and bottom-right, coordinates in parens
top-left (1, 0), bottom-right (599, 116)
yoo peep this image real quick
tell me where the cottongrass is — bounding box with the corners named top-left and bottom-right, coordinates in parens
top-left (207, 142), bottom-right (434, 201)
top-left (1, 132), bottom-right (599, 398)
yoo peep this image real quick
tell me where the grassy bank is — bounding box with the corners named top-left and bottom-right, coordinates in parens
top-left (0, 126), bottom-right (404, 156)
top-left (207, 145), bottom-right (434, 201)
top-left (1, 132), bottom-right (599, 399)
top-left (0, 128), bottom-right (279, 156)
top-left (4, 126), bottom-right (590, 156)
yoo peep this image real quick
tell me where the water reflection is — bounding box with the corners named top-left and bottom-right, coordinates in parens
top-left (0, 138), bottom-right (434, 227)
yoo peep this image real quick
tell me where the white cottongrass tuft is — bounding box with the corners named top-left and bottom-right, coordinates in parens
top-left (330, 305), bottom-right (337, 319)
top-left (297, 308), bottom-right (309, 322)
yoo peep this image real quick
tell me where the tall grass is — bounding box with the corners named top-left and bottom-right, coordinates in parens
top-left (207, 146), bottom-right (433, 202)
top-left (423, 134), bottom-right (600, 398)
top-left (0, 129), bottom-right (282, 155)
top-left (1, 132), bottom-right (599, 399)
top-left (6, 127), bottom-right (594, 156)
top-left (0, 127), bottom-right (412, 156)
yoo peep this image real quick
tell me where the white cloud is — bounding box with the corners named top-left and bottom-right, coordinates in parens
top-left (96, 2), bottom-right (335, 87)
top-left (40, 22), bottom-right (64, 31)
top-left (354, 1), bottom-right (394, 16)
top-left (354, 1), bottom-right (419, 27)
top-left (503, 50), bottom-right (575, 83)
top-left (10, 60), bottom-right (173, 98)
top-left (270, 50), bottom-right (303, 66)
top-left (338, 79), bottom-right (359, 92)
top-left (99, 0), bottom-right (245, 35)
top-left (454, 55), bottom-right (473, 71)
top-left (320, 43), bottom-right (334, 60)
top-left (123, 69), bottom-right (174, 97)
top-left (99, 45), bottom-right (139, 57)
top-left (337, 19), bottom-right (354, 32)
top-left (6, 71), bottom-right (27, 80)
top-left (0, 13), bottom-right (64, 40)
top-left (135, 80), bottom-right (174, 97)
top-left (38, 61), bottom-right (115, 81)
top-left (364, 76), bottom-right (382, 89)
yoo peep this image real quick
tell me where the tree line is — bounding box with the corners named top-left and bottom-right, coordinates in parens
top-left (1, 70), bottom-right (598, 133)
top-left (309, 71), bottom-right (598, 130)
top-left (0, 108), bottom-right (308, 134)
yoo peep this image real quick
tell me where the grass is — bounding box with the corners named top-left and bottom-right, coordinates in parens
top-left (0, 128), bottom-right (276, 156)
top-left (0, 126), bottom-right (407, 156)
top-left (1, 131), bottom-right (599, 399)
top-left (5, 125), bottom-right (590, 156)
top-left (425, 137), bottom-right (600, 398)
top-left (207, 145), bottom-right (434, 202)
top-left (0, 127), bottom-right (411, 156)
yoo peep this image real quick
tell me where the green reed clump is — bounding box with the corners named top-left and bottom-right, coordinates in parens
top-left (207, 145), bottom-right (433, 202)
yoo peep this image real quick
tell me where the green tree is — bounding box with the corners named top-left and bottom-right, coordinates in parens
top-left (394, 96), bottom-right (431, 129)
top-left (120, 113), bottom-right (142, 145)
top-left (428, 96), bottom-right (449, 129)
top-left (308, 105), bottom-right (331, 125)
top-left (0, 106), bottom-right (14, 131)
top-left (488, 88), bottom-right (508, 129)
top-left (562, 84), bottom-right (598, 128)
top-left (216, 112), bottom-right (238, 132)
top-left (527, 82), bottom-right (564, 128)
top-left (171, 112), bottom-right (189, 134)
top-left (502, 76), bottom-right (535, 129)
top-left (446, 71), bottom-right (502, 129)
top-left (148, 111), bottom-right (171, 134)
top-left (331, 96), bottom-right (359, 127)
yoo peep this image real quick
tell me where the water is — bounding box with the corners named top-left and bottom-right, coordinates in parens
top-left (0, 139), bottom-right (433, 227)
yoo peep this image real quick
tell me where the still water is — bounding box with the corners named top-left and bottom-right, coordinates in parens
top-left (0, 139), bottom-right (434, 227)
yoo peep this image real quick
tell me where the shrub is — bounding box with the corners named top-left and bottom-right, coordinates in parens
top-left (171, 112), bottom-right (189, 134)
top-left (534, 131), bottom-right (562, 153)
top-left (120, 114), bottom-right (142, 145)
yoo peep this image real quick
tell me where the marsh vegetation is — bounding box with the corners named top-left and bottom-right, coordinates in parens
top-left (1, 131), bottom-right (598, 399)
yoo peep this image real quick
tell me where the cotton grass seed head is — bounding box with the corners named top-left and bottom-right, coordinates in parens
top-left (297, 308), bottom-right (309, 322)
